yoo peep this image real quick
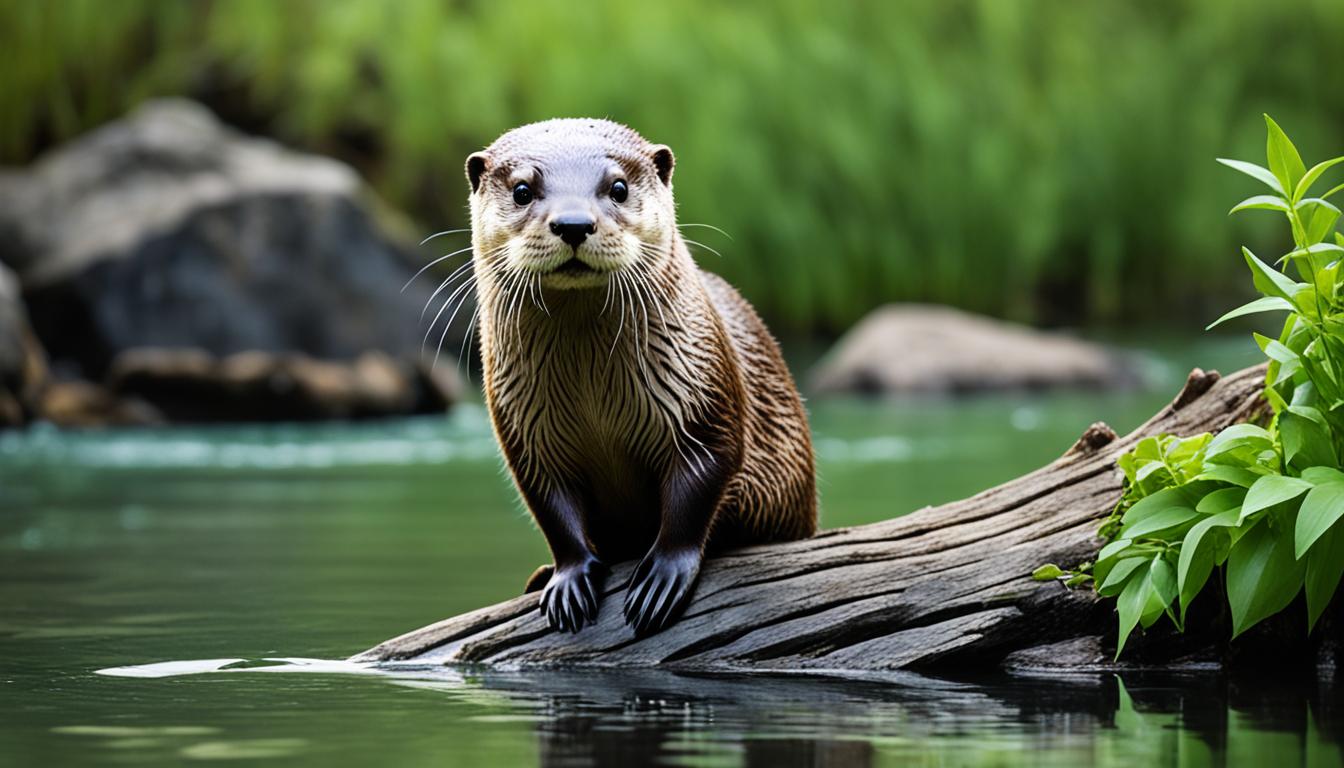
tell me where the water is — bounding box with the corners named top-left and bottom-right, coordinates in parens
top-left (3, 334), bottom-right (1339, 766)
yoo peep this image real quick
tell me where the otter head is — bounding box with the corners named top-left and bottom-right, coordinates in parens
top-left (466, 119), bottom-right (676, 291)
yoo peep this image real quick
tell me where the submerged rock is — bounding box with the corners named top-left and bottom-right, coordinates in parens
top-left (0, 99), bottom-right (462, 423)
top-left (809, 304), bottom-right (1139, 396)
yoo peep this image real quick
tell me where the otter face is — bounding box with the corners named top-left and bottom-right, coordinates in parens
top-left (466, 119), bottom-right (676, 291)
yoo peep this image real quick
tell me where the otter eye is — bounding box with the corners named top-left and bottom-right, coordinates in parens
top-left (610, 179), bottom-right (628, 203)
top-left (512, 182), bottom-right (534, 206)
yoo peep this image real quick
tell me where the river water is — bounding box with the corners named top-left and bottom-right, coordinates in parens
top-left (3, 335), bottom-right (1340, 766)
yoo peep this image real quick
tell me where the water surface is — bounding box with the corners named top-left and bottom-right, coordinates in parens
top-left (5, 335), bottom-right (1338, 766)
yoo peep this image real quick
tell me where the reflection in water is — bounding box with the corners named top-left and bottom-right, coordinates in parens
top-left (93, 658), bottom-right (1344, 767)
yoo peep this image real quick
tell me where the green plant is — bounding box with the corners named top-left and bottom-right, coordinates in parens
top-left (1049, 117), bottom-right (1344, 657)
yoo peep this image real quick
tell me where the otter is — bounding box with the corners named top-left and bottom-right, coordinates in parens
top-left (464, 119), bottom-right (815, 635)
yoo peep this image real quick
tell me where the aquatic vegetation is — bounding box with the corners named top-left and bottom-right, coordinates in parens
top-left (1042, 117), bottom-right (1344, 656)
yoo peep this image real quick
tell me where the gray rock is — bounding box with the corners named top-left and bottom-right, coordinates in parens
top-left (809, 304), bottom-right (1139, 396)
top-left (0, 99), bottom-right (463, 407)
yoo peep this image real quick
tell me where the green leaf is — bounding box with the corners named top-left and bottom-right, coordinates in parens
top-left (1242, 248), bottom-right (1304, 304)
top-left (1302, 466), bottom-right (1344, 485)
top-left (1217, 158), bottom-right (1287, 196)
top-left (1305, 523), bottom-right (1344, 631)
top-left (1229, 194), bottom-right (1290, 214)
top-left (1239, 474), bottom-right (1312, 522)
top-left (1121, 506), bottom-right (1198, 539)
top-left (1032, 564), bottom-right (1064, 581)
top-left (1195, 487), bottom-right (1247, 514)
top-left (1265, 115), bottom-right (1307, 197)
top-left (1178, 509), bottom-right (1240, 622)
top-left (1196, 465), bottom-right (1264, 488)
top-left (1279, 411), bottom-right (1337, 469)
top-left (1205, 423), bottom-right (1274, 463)
top-left (1097, 537), bottom-right (1134, 562)
top-left (1114, 561), bottom-right (1151, 659)
top-left (1226, 517), bottom-right (1306, 638)
top-left (1206, 296), bottom-right (1295, 330)
top-left (1122, 487), bottom-right (1191, 525)
top-left (1295, 481), bottom-right (1344, 558)
top-left (1145, 555), bottom-right (1178, 628)
top-left (1323, 180), bottom-right (1344, 202)
top-left (1304, 199), bottom-right (1342, 245)
top-left (1294, 156), bottom-right (1344, 201)
top-left (1064, 573), bottom-right (1093, 588)
top-left (1099, 556), bottom-right (1149, 595)
top-left (1255, 333), bottom-right (1300, 366)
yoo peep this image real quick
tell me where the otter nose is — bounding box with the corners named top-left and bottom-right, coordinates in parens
top-left (549, 216), bottom-right (595, 248)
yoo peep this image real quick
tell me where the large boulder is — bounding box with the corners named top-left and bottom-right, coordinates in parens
top-left (0, 99), bottom-right (464, 422)
top-left (0, 98), bottom-right (467, 425)
top-left (809, 304), bottom-right (1139, 396)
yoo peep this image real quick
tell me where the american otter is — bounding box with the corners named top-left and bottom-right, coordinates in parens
top-left (465, 119), bottom-right (815, 635)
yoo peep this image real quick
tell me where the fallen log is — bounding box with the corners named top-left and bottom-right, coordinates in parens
top-left (354, 366), bottom-right (1271, 671)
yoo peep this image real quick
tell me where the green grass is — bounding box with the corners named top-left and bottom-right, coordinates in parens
top-left (3, 0), bottom-right (1343, 333)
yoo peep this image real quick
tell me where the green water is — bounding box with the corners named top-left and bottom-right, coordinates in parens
top-left (2, 336), bottom-right (1340, 766)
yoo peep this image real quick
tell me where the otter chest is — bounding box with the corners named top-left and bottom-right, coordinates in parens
top-left (490, 331), bottom-right (690, 485)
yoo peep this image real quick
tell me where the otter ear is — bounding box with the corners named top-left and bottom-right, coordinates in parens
top-left (650, 145), bottom-right (674, 186)
top-left (466, 152), bottom-right (489, 193)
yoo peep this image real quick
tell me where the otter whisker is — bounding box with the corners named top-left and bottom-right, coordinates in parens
top-left (501, 267), bottom-right (530, 348)
top-left (622, 272), bottom-right (653, 386)
top-left (419, 228), bottom-right (471, 246)
top-left (457, 306), bottom-right (478, 384)
top-left (432, 274), bottom-right (478, 372)
top-left (402, 244), bottom-right (474, 293)
top-left (608, 271), bottom-right (628, 359)
top-left (600, 272), bottom-right (615, 316)
top-left (682, 238), bottom-right (726, 259)
top-left (423, 274), bottom-right (478, 358)
top-left (419, 259), bottom-right (477, 322)
top-left (530, 272), bottom-right (550, 316)
top-left (677, 222), bottom-right (734, 240)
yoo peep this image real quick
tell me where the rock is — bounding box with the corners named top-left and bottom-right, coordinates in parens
top-left (38, 380), bottom-right (164, 428)
top-left (0, 262), bottom-right (48, 426)
top-left (809, 304), bottom-right (1139, 396)
top-left (0, 99), bottom-right (463, 410)
top-left (106, 347), bottom-right (456, 423)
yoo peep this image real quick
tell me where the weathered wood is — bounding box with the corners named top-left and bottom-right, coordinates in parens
top-left (354, 366), bottom-right (1269, 671)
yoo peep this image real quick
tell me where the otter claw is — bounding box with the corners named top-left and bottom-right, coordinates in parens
top-left (623, 549), bottom-right (700, 636)
top-left (540, 560), bottom-right (607, 633)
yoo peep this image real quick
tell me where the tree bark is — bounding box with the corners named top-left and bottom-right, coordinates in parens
top-left (353, 366), bottom-right (1270, 671)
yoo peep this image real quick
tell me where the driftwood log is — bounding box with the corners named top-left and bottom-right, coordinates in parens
top-left (354, 366), bottom-right (1272, 671)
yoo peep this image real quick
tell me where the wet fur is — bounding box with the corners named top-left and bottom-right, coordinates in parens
top-left (466, 119), bottom-right (815, 635)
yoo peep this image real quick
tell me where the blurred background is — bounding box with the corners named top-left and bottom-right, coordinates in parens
top-left (5, 0), bottom-right (1343, 334)
top-left (2, 2), bottom-right (1341, 765)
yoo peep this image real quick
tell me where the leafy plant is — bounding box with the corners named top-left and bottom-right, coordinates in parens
top-left (1064, 117), bottom-right (1344, 657)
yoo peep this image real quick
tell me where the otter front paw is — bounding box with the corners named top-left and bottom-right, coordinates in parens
top-left (539, 559), bottom-right (606, 633)
top-left (623, 548), bottom-right (701, 636)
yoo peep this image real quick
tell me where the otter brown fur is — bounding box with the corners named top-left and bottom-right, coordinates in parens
top-left (464, 119), bottom-right (815, 635)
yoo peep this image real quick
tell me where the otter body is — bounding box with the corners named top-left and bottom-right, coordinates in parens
top-left (465, 120), bottom-right (815, 635)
